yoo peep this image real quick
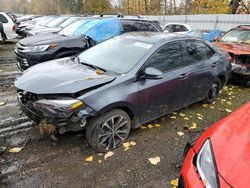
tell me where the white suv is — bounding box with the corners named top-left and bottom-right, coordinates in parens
top-left (0, 12), bottom-right (18, 41)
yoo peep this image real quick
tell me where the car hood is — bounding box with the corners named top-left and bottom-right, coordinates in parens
top-left (14, 58), bottom-right (116, 94)
top-left (30, 27), bottom-right (61, 34)
top-left (215, 42), bottom-right (250, 55)
top-left (18, 34), bottom-right (79, 46)
top-left (196, 103), bottom-right (250, 187)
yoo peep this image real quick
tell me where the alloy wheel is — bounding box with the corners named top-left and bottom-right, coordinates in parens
top-left (98, 115), bottom-right (129, 150)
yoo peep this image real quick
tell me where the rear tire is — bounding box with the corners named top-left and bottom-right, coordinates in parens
top-left (86, 109), bottom-right (131, 152)
top-left (245, 79), bottom-right (250, 88)
top-left (203, 79), bottom-right (221, 104)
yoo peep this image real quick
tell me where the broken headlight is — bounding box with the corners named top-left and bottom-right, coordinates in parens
top-left (33, 99), bottom-right (85, 118)
top-left (196, 139), bottom-right (220, 188)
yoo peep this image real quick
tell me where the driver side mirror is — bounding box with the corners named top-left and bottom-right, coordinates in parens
top-left (141, 67), bottom-right (163, 80)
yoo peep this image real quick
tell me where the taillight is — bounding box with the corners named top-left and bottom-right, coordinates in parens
top-left (12, 24), bottom-right (16, 32)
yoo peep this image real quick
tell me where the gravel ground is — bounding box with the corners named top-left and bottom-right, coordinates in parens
top-left (0, 41), bottom-right (249, 188)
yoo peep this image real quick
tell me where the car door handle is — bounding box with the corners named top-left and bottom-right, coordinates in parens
top-left (178, 73), bottom-right (188, 79)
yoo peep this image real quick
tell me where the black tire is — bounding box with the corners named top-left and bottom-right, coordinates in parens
top-left (86, 109), bottom-right (131, 152)
top-left (203, 78), bottom-right (221, 104)
top-left (245, 79), bottom-right (250, 88)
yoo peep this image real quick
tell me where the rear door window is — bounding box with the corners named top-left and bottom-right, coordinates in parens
top-left (138, 22), bottom-right (158, 32)
top-left (184, 41), bottom-right (215, 65)
top-left (0, 14), bottom-right (8, 23)
top-left (145, 42), bottom-right (183, 72)
top-left (122, 21), bottom-right (140, 32)
top-left (173, 25), bottom-right (188, 32)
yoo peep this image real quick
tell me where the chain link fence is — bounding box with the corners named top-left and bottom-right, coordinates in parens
top-left (144, 14), bottom-right (250, 31)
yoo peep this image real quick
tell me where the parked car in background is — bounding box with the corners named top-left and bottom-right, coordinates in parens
top-left (16, 16), bottom-right (46, 35)
top-left (0, 12), bottom-right (18, 41)
top-left (163, 23), bottom-right (191, 34)
top-left (15, 32), bottom-right (231, 152)
top-left (15, 18), bottom-right (162, 70)
top-left (21, 16), bottom-right (58, 36)
top-left (180, 102), bottom-right (250, 188)
top-left (27, 17), bottom-right (82, 36)
top-left (26, 16), bottom-right (69, 36)
top-left (186, 29), bottom-right (222, 42)
top-left (215, 25), bottom-right (250, 87)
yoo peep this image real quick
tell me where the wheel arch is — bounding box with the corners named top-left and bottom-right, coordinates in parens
top-left (98, 102), bottom-right (138, 128)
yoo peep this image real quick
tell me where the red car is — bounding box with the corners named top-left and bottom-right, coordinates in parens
top-left (215, 25), bottom-right (250, 87)
top-left (180, 102), bottom-right (250, 188)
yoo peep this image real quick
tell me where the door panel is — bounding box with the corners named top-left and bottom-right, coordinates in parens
top-left (183, 41), bottom-right (218, 105)
top-left (137, 42), bottom-right (188, 123)
top-left (138, 68), bottom-right (188, 123)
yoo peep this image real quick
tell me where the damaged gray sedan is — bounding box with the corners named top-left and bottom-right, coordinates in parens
top-left (15, 32), bottom-right (231, 152)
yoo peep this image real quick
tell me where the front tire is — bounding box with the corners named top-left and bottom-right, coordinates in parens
top-left (86, 109), bottom-right (131, 152)
top-left (203, 79), bottom-right (221, 104)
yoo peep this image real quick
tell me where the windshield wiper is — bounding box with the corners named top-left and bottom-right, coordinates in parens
top-left (80, 61), bottom-right (106, 72)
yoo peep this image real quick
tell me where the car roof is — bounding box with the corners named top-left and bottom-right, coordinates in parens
top-left (234, 25), bottom-right (250, 30)
top-left (117, 32), bottom-right (191, 44)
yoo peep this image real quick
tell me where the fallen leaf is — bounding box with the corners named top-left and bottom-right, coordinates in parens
top-left (98, 160), bottom-right (102, 164)
top-left (170, 116), bottom-right (177, 119)
top-left (85, 156), bottom-right (93, 162)
top-left (9, 147), bottom-right (23, 153)
top-left (85, 77), bottom-right (94, 80)
top-left (104, 151), bottom-right (114, 160)
top-left (148, 156), bottom-right (161, 165)
top-left (189, 122), bottom-right (197, 130)
top-left (197, 116), bottom-right (203, 120)
top-left (0, 101), bottom-right (6, 106)
top-left (210, 106), bottom-right (215, 109)
top-left (97, 153), bottom-right (103, 156)
top-left (154, 123), bottom-right (160, 128)
top-left (147, 124), bottom-right (154, 129)
top-left (183, 117), bottom-right (189, 121)
top-left (226, 101), bottom-right (232, 105)
top-left (179, 113), bottom-right (185, 117)
top-left (196, 113), bottom-right (203, 117)
top-left (123, 142), bottom-right (130, 148)
top-left (0, 69), bottom-right (3, 72)
top-left (225, 109), bottom-right (232, 113)
top-left (130, 141), bottom-right (137, 146)
top-left (172, 112), bottom-right (177, 115)
top-left (124, 147), bottom-right (130, 151)
top-left (96, 69), bottom-right (104, 75)
top-left (177, 131), bottom-right (184, 136)
top-left (202, 104), bottom-right (208, 108)
top-left (170, 178), bottom-right (179, 187)
top-left (139, 125), bottom-right (147, 129)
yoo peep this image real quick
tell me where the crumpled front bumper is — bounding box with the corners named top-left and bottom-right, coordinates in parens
top-left (17, 90), bottom-right (97, 131)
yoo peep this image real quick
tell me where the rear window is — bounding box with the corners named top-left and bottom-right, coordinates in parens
top-left (0, 14), bottom-right (8, 23)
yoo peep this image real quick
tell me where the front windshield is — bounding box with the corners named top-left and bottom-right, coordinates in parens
top-left (59, 20), bottom-right (87, 36)
top-left (46, 17), bottom-right (67, 28)
top-left (39, 18), bottom-right (56, 26)
top-left (59, 17), bottom-right (79, 28)
top-left (78, 37), bottom-right (153, 74)
top-left (220, 29), bottom-right (250, 43)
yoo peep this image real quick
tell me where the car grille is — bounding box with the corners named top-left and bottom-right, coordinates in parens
top-left (15, 43), bottom-right (29, 69)
top-left (17, 90), bottom-right (40, 114)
